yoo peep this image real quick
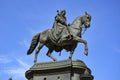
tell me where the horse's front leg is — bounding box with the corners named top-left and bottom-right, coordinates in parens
top-left (74, 36), bottom-right (88, 56)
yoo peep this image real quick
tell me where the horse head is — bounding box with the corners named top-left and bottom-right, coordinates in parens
top-left (82, 12), bottom-right (91, 29)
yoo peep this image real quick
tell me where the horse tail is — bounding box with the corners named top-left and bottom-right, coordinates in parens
top-left (27, 33), bottom-right (40, 55)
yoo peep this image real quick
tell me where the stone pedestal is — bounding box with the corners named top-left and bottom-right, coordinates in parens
top-left (25, 60), bottom-right (93, 80)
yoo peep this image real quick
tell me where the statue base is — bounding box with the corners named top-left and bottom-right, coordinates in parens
top-left (25, 60), bottom-right (93, 80)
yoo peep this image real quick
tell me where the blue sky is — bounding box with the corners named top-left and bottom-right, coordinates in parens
top-left (0, 0), bottom-right (120, 80)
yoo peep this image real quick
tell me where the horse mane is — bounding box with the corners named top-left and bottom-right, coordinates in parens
top-left (71, 16), bottom-right (81, 25)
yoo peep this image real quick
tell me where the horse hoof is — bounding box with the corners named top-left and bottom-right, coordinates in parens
top-left (34, 60), bottom-right (37, 63)
top-left (84, 51), bottom-right (88, 56)
top-left (68, 57), bottom-right (72, 60)
top-left (53, 59), bottom-right (57, 62)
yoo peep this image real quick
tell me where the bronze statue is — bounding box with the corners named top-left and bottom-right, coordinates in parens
top-left (27, 11), bottom-right (91, 63)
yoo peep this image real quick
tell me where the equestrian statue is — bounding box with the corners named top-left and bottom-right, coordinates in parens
top-left (27, 10), bottom-right (91, 63)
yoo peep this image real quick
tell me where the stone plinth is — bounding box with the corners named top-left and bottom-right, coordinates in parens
top-left (25, 60), bottom-right (93, 80)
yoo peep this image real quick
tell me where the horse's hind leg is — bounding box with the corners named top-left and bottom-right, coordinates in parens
top-left (69, 50), bottom-right (74, 60)
top-left (46, 49), bottom-right (57, 61)
top-left (34, 43), bottom-right (44, 63)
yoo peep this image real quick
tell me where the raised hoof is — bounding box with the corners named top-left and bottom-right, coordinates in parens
top-left (84, 49), bottom-right (88, 56)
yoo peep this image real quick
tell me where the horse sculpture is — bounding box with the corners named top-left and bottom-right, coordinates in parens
top-left (27, 12), bottom-right (91, 63)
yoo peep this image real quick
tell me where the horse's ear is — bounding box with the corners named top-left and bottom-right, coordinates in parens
top-left (85, 12), bottom-right (88, 15)
top-left (57, 10), bottom-right (59, 13)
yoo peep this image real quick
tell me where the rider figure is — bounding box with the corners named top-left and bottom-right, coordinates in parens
top-left (52, 10), bottom-right (72, 43)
